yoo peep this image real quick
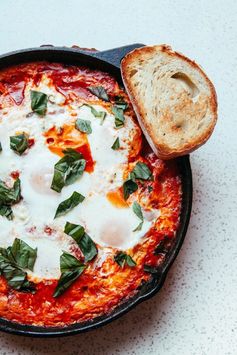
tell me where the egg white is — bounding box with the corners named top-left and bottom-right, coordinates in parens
top-left (0, 78), bottom-right (160, 280)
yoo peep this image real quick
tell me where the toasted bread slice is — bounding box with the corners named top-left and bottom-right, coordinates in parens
top-left (121, 45), bottom-right (217, 159)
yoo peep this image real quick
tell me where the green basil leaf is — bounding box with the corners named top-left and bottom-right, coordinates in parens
top-left (114, 95), bottom-right (128, 110)
top-left (144, 265), bottom-right (159, 274)
top-left (98, 111), bottom-right (106, 125)
top-left (83, 104), bottom-right (107, 124)
top-left (64, 222), bottom-right (97, 262)
top-left (30, 90), bottom-right (48, 116)
top-left (0, 178), bottom-right (21, 206)
top-left (75, 118), bottom-right (92, 134)
top-left (17, 279), bottom-right (36, 293)
top-left (60, 252), bottom-right (84, 272)
top-left (122, 179), bottom-right (138, 200)
top-left (111, 137), bottom-right (120, 150)
top-left (130, 162), bottom-right (153, 181)
top-left (88, 86), bottom-right (110, 102)
top-left (53, 252), bottom-right (86, 297)
top-left (114, 252), bottom-right (136, 268)
top-left (0, 142), bottom-right (2, 152)
top-left (0, 238), bottom-right (37, 293)
top-left (148, 185), bottom-right (153, 193)
top-left (51, 149), bottom-right (86, 193)
top-left (132, 202), bottom-right (144, 231)
top-left (132, 202), bottom-right (143, 221)
top-left (10, 133), bottom-right (29, 155)
top-left (154, 238), bottom-right (169, 255)
top-left (10, 238), bottom-right (37, 271)
top-left (64, 221), bottom-right (85, 241)
top-left (126, 255), bottom-right (137, 267)
top-left (133, 221), bottom-right (143, 232)
top-left (112, 105), bottom-right (125, 128)
top-left (62, 148), bottom-right (83, 159)
top-left (54, 191), bottom-right (85, 218)
top-left (0, 205), bottom-right (13, 220)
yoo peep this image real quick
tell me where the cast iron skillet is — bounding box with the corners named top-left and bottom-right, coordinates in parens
top-left (0, 44), bottom-right (192, 337)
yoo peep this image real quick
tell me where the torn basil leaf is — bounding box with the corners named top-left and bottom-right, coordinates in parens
top-left (88, 86), bottom-right (110, 102)
top-left (0, 238), bottom-right (37, 293)
top-left (0, 179), bottom-right (21, 220)
top-left (53, 252), bottom-right (86, 297)
top-left (112, 105), bottom-right (125, 128)
top-left (130, 162), bottom-right (153, 181)
top-left (30, 90), bottom-right (48, 116)
top-left (0, 178), bottom-right (21, 206)
top-left (10, 133), bottom-right (29, 155)
top-left (114, 95), bottom-right (128, 110)
top-left (132, 202), bottom-right (144, 231)
top-left (64, 222), bottom-right (97, 262)
top-left (114, 252), bottom-right (136, 268)
top-left (148, 185), bottom-right (153, 193)
top-left (62, 148), bottom-right (83, 160)
top-left (54, 191), bottom-right (85, 218)
top-left (51, 149), bottom-right (86, 193)
top-left (144, 265), bottom-right (159, 274)
top-left (111, 137), bottom-right (120, 150)
top-left (122, 179), bottom-right (138, 200)
top-left (10, 238), bottom-right (37, 271)
top-left (0, 205), bottom-right (13, 220)
top-left (154, 238), bottom-right (170, 255)
top-left (83, 104), bottom-right (107, 124)
top-left (75, 118), bottom-right (92, 134)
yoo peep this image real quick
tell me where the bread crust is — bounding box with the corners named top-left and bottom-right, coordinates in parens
top-left (121, 45), bottom-right (218, 159)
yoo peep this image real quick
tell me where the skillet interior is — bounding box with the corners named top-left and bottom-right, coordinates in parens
top-left (0, 45), bottom-right (192, 337)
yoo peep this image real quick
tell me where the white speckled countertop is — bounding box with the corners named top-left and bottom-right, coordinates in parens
top-left (0, 0), bottom-right (236, 354)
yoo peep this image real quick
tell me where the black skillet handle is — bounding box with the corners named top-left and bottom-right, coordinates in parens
top-left (91, 43), bottom-right (144, 68)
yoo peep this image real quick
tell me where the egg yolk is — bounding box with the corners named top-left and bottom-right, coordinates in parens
top-left (44, 124), bottom-right (94, 172)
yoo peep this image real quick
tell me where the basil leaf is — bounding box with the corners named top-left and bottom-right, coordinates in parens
top-left (10, 238), bottom-right (37, 271)
top-left (88, 86), bottom-right (110, 102)
top-left (144, 265), bottom-right (159, 274)
top-left (75, 118), bottom-right (92, 134)
top-left (98, 112), bottom-right (106, 125)
top-left (123, 179), bottom-right (138, 200)
top-left (114, 95), bottom-right (128, 110)
top-left (0, 178), bottom-right (21, 206)
top-left (111, 137), bottom-right (120, 150)
top-left (154, 238), bottom-right (169, 255)
top-left (51, 149), bottom-right (86, 193)
top-left (10, 133), bottom-right (29, 155)
top-left (54, 191), bottom-right (85, 218)
top-left (114, 252), bottom-right (136, 268)
top-left (30, 90), bottom-right (48, 116)
top-left (0, 205), bottom-right (13, 220)
top-left (64, 222), bottom-right (97, 262)
top-left (62, 148), bottom-right (83, 159)
top-left (130, 162), bottom-right (153, 181)
top-left (17, 279), bottom-right (36, 293)
top-left (132, 202), bottom-right (144, 231)
top-left (112, 105), bottom-right (125, 128)
top-left (83, 104), bottom-right (107, 124)
top-left (53, 252), bottom-right (86, 297)
top-left (0, 238), bottom-right (37, 293)
top-left (148, 186), bottom-right (153, 193)
top-left (0, 142), bottom-right (2, 152)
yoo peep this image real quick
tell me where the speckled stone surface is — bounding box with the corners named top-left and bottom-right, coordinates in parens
top-left (0, 0), bottom-right (236, 354)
